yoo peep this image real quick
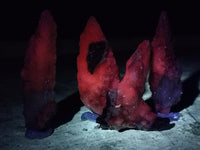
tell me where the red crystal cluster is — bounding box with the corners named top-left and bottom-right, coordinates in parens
top-left (77, 12), bottom-right (182, 129)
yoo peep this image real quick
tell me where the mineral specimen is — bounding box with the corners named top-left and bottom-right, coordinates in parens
top-left (101, 40), bottom-right (157, 129)
top-left (21, 10), bottom-right (57, 138)
top-left (77, 17), bottom-right (164, 130)
top-left (77, 16), bottom-right (120, 115)
top-left (149, 11), bottom-right (182, 119)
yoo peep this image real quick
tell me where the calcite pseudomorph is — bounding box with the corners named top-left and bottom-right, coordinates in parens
top-left (149, 11), bottom-right (182, 115)
top-left (21, 10), bottom-right (57, 133)
top-left (78, 11), bottom-right (182, 129)
top-left (77, 17), bottom-right (160, 130)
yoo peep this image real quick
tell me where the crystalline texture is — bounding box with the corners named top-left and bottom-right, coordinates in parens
top-left (77, 17), bottom-right (159, 130)
top-left (149, 11), bottom-right (182, 115)
top-left (21, 10), bottom-right (57, 131)
top-left (77, 17), bottom-right (120, 115)
top-left (104, 41), bottom-right (157, 129)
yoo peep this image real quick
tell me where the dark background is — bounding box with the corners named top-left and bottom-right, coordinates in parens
top-left (0, 1), bottom-right (200, 41)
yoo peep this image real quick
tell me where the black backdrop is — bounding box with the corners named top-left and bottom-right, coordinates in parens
top-left (0, 1), bottom-right (200, 41)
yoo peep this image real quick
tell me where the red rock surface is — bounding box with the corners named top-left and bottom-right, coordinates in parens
top-left (21, 10), bottom-right (57, 130)
top-left (77, 17), bottom-right (120, 115)
top-left (21, 10), bottom-right (57, 92)
top-left (108, 41), bottom-right (157, 129)
top-left (149, 11), bottom-right (182, 113)
top-left (77, 17), bottom-right (157, 129)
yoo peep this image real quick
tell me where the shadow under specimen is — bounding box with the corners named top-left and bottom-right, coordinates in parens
top-left (171, 70), bottom-right (200, 112)
top-left (50, 91), bottom-right (83, 129)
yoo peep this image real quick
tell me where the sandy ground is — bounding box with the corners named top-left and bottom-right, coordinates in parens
top-left (0, 39), bottom-right (200, 150)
